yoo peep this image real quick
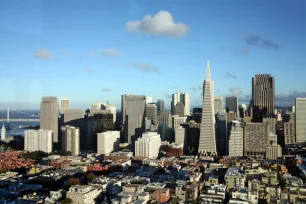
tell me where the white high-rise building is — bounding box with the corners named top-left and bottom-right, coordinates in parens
top-left (97, 131), bottom-right (120, 154)
top-left (61, 126), bottom-right (80, 156)
top-left (198, 61), bottom-right (217, 156)
top-left (90, 101), bottom-right (102, 113)
top-left (60, 98), bottom-right (70, 114)
top-left (135, 132), bottom-right (161, 159)
top-left (172, 93), bottom-right (190, 116)
top-left (172, 115), bottom-right (187, 129)
top-left (1, 124), bottom-right (6, 140)
top-left (296, 98), bottom-right (306, 143)
top-left (228, 121), bottom-right (244, 157)
top-left (40, 97), bottom-right (58, 143)
top-left (24, 129), bottom-right (53, 153)
top-left (175, 126), bottom-right (185, 147)
top-left (101, 103), bottom-right (116, 123)
top-left (146, 96), bottom-right (153, 105)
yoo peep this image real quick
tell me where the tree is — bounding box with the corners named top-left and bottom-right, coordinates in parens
top-left (86, 173), bottom-right (96, 181)
top-left (64, 178), bottom-right (80, 189)
top-left (61, 198), bottom-right (73, 204)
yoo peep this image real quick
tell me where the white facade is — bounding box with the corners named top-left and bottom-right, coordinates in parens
top-left (172, 93), bottom-right (190, 116)
top-left (90, 101), bottom-right (102, 113)
top-left (296, 98), bottom-right (306, 143)
top-left (175, 126), bottom-right (185, 147)
top-left (1, 124), bottom-right (6, 140)
top-left (24, 129), bottom-right (53, 153)
top-left (266, 144), bottom-right (282, 160)
top-left (66, 185), bottom-right (102, 204)
top-left (198, 61), bottom-right (217, 155)
top-left (146, 96), bottom-right (153, 105)
top-left (228, 121), bottom-right (244, 157)
top-left (214, 96), bottom-right (224, 113)
top-left (135, 132), bottom-right (161, 159)
top-left (61, 125), bottom-right (80, 156)
top-left (97, 131), bottom-right (120, 154)
top-left (101, 103), bottom-right (116, 123)
top-left (172, 115), bottom-right (187, 129)
top-left (60, 98), bottom-right (70, 114)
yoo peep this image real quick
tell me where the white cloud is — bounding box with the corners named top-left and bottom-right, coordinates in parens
top-left (131, 63), bottom-right (159, 73)
top-left (229, 87), bottom-right (242, 97)
top-left (84, 67), bottom-right (93, 72)
top-left (102, 49), bottom-right (120, 57)
top-left (34, 49), bottom-right (52, 59)
top-left (126, 11), bottom-right (189, 37)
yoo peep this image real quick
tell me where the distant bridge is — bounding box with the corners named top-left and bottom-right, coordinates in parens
top-left (0, 107), bottom-right (40, 127)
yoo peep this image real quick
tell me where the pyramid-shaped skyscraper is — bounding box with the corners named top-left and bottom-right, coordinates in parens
top-left (198, 61), bottom-right (217, 156)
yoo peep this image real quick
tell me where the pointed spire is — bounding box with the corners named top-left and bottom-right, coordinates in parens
top-left (206, 60), bottom-right (211, 80)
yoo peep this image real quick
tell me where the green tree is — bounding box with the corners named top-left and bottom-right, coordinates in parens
top-left (86, 173), bottom-right (96, 181)
top-left (61, 198), bottom-right (73, 204)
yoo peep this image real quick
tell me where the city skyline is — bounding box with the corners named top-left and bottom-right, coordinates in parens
top-left (1, 1), bottom-right (306, 110)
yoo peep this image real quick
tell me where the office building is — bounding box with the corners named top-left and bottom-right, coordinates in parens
top-left (296, 98), bottom-right (306, 143)
top-left (60, 98), bottom-right (70, 114)
top-left (182, 121), bottom-right (200, 155)
top-left (228, 121), bottom-right (244, 157)
top-left (284, 114), bottom-right (295, 145)
top-left (216, 112), bottom-right (227, 156)
top-left (158, 125), bottom-right (174, 142)
top-left (24, 129), bottom-right (53, 153)
top-left (1, 124), bottom-right (6, 140)
top-left (101, 103), bottom-right (116, 123)
top-left (174, 102), bottom-right (185, 117)
top-left (135, 132), bottom-right (161, 159)
top-left (192, 108), bottom-right (202, 123)
top-left (292, 106), bottom-right (296, 113)
top-left (175, 126), bottom-right (185, 147)
top-left (84, 112), bottom-right (114, 151)
top-left (61, 126), bottom-right (80, 156)
top-left (61, 110), bottom-right (85, 124)
top-left (157, 110), bottom-right (172, 128)
top-left (227, 111), bottom-right (236, 122)
top-left (156, 100), bottom-right (164, 112)
top-left (146, 103), bottom-right (157, 124)
top-left (40, 97), bottom-right (59, 143)
top-left (97, 131), bottom-right (120, 154)
top-left (244, 123), bottom-right (268, 158)
top-left (66, 185), bottom-right (102, 204)
top-left (198, 61), bottom-right (217, 156)
top-left (214, 96), bottom-right (224, 113)
top-left (226, 97), bottom-right (238, 117)
top-left (146, 96), bottom-right (153, 105)
top-left (171, 93), bottom-right (190, 116)
top-left (172, 115), bottom-right (187, 129)
top-left (122, 95), bottom-right (146, 144)
top-left (239, 104), bottom-right (248, 118)
top-left (251, 74), bottom-right (275, 122)
top-left (263, 117), bottom-right (276, 134)
top-left (90, 101), bottom-right (102, 113)
top-left (266, 143), bottom-right (282, 160)
top-left (269, 132), bottom-right (278, 145)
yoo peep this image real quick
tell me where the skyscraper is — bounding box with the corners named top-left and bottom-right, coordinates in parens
top-left (146, 103), bottom-right (157, 124)
top-left (171, 93), bottom-right (190, 116)
top-left (60, 98), bottom-right (70, 114)
top-left (101, 103), bottom-right (117, 123)
top-left (214, 96), bottom-right (224, 113)
top-left (61, 125), bottom-right (80, 156)
top-left (215, 112), bottom-right (227, 156)
top-left (251, 74), bottom-right (275, 122)
top-left (157, 110), bottom-right (172, 128)
top-left (97, 131), bottom-right (120, 154)
top-left (24, 129), bottom-right (53, 153)
top-left (174, 102), bottom-right (185, 117)
top-left (228, 121), bottom-right (244, 157)
top-left (198, 61), bottom-right (217, 156)
top-left (156, 100), bottom-right (164, 112)
top-left (122, 95), bottom-right (146, 144)
top-left (40, 97), bottom-right (59, 143)
top-left (135, 132), bottom-right (161, 159)
top-left (296, 98), bottom-right (306, 143)
top-left (226, 97), bottom-right (238, 117)
top-left (146, 96), bottom-right (153, 105)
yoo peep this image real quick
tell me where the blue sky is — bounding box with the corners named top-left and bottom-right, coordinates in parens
top-left (0, 0), bottom-right (306, 110)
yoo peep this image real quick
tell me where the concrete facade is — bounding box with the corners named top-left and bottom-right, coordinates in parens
top-left (135, 132), bottom-right (161, 159)
top-left (61, 125), bottom-right (80, 156)
top-left (296, 98), bottom-right (306, 143)
top-left (97, 131), bottom-right (120, 154)
top-left (24, 129), bottom-right (53, 153)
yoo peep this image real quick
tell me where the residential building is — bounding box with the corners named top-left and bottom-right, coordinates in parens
top-left (61, 126), bottom-right (80, 156)
top-left (66, 185), bottom-right (102, 204)
top-left (157, 110), bottom-right (172, 128)
top-left (226, 96), bottom-right (238, 117)
top-left (171, 92), bottom-right (190, 116)
top-left (97, 131), bottom-right (120, 154)
top-left (24, 129), bottom-right (53, 153)
top-left (228, 121), bottom-right (244, 157)
top-left (214, 96), bottom-right (224, 113)
top-left (251, 74), bottom-right (275, 122)
top-left (122, 95), bottom-right (146, 144)
top-left (216, 112), bottom-right (227, 156)
top-left (40, 96), bottom-right (59, 143)
top-left (296, 98), bottom-right (306, 142)
top-left (225, 167), bottom-right (246, 190)
top-left (135, 132), bottom-right (161, 159)
top-left (244, 123), bottom-right (269, 158)
top-left (146, 103), bottom-right (157, 124)
top-left (198, 61), bottom-right (217, 156)
top-left (60, 98), bottom-right (70, 114)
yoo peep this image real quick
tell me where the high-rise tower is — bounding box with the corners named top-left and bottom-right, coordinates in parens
top-left (198, 61), bottom-right (217, 156)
